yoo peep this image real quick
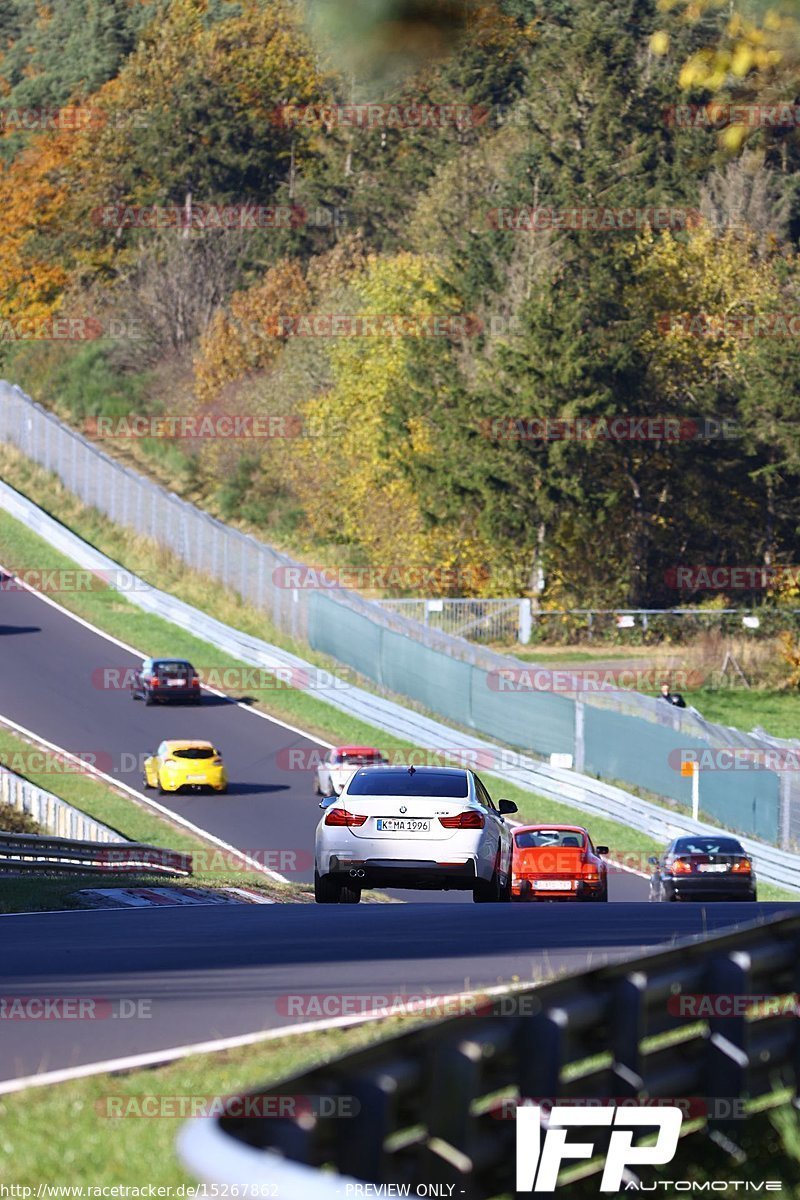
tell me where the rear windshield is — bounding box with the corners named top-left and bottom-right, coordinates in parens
top-left (172, 747), bottom-right (216, 760)
top-left (155, 661), bottom-right (192, 674)
top-left (347, 768), bottom-right (468, 797)
top-left (515, 830), bottom-right (586, 849)
top-left (673, 837), bottom-right (744, 855)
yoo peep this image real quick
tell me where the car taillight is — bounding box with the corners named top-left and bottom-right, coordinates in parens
top-left (149, 676), bottom-right (159, 686)
top-left (669, 858), bottom-right (693, 874)
top-left (192, 677), bottom-right (200, 688)
top-left (731, 858), bottom-right (752, 874)
top-left (439, 811), bottom-right (485, 829)
top-left (324, 807), bottom-right (368, 827)
top-left (584, 870), bottom-right (600, 882)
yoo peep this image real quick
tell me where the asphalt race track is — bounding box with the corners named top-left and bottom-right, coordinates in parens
top-left (1, 902), bottom-right (794, 1084)
top-left (0, 575), bottom-right (648, 901)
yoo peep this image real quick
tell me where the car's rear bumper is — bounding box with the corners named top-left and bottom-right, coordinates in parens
top-left (660, 878), bottom-right (756, 901)
top-left (162, 774), bottom-right (227, 792)
top-left (325, 855), bottom-right (478, 890)
top-left (512, 877), bottom-right (604, 901)
top-left (147, 687), bottom-right (198, 701)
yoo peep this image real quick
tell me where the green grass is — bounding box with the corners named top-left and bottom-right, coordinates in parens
top-left (497, 645), bottom-right (656, 664)
top-left (684, 685), bottom-right (799, 741)
top-left (0, 1011), bottom-right (428, 1185)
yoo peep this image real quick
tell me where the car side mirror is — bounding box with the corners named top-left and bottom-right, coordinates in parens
top-left (498, 799), bottom-right (517, 815)
top-left (648, 856), bottom-right (659, 866)
top-left (319, 796), bottom-right (338, 810)
top-left (596, 845), bottom-right (609, 855)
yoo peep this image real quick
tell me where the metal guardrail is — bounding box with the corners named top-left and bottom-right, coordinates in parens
top-left (178, 911), bottom-right (800, 1196)
top-left (0, 764), bottom-right (125, 843)
top-left (2, 480), bottom-right (800, 893)
top-left (0, 830), bottom-right (192, 875)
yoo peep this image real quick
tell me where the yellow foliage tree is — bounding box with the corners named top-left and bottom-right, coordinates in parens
top-left (652, 2), bottom-right (800, 150)
top-left (625, 224), bottom-right (782, 402)
top-left (285, 251), bottom-right (495, 590)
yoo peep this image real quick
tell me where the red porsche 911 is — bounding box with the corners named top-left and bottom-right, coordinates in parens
top-left (511, 824), bottom-right (609, 902)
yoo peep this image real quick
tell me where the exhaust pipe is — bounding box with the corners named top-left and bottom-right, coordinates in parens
top-left (349, 868), bottom-right (366, 878)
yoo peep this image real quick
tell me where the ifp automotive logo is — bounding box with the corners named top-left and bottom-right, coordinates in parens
top-left (516, 1104), bottom-right (683, 1191)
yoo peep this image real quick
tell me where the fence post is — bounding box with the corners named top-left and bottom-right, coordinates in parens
top-left (574, 699), bottom-right (585, 773)
top-left (518, 598), bottom-right (532, 644)
top-left (780, 774), bottom-right (791, 850)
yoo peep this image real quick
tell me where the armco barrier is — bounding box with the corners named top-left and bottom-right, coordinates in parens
top-left (0, 764), bottom-right (125, 843)
top-left (1, 386), bottom-right (799, 845)
top-left (1, 480), bottom-right (800, 893)
top-left (178, 911), bottom-right (800, 1196)
top-left (0, 830), bottom-right (192, 874)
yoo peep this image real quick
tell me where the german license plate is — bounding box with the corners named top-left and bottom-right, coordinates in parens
top-left (698, 863), bottom-right (728, 873)
top-left (533, 879), bottom-right (574, 890)
top-left (187, 775), bottom-right (206, 783)
top-left (376, 818), bottom-right (431, 833)
top-left (167, 679), bottom-right (184, 687)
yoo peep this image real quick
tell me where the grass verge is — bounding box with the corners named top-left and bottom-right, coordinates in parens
top-left (0, 1012), bottom-right (424, 1185)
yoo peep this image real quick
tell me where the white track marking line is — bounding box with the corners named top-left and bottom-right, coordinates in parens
top-left (0, 559), bottom-right (334, 749)
top-left (0, 979), bottom-right (535, 1096)
top-left (0, 712), bottom-right (288, 883)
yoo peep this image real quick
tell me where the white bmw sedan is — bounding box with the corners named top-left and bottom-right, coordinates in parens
top-left (314, 765), bottom-right (517, 904)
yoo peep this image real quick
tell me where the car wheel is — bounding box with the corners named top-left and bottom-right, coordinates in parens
top-left (474, 851), bottom-right (504, 903)
top-left (314, 870), bottom-right (342, 903)
top-left (144, 692), bottom-right (154, 707)
top-left (142, 773), bottom-right (152, 790)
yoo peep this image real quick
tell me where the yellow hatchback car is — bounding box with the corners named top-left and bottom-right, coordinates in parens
top-left (143, 740), bottom-right (228, 794)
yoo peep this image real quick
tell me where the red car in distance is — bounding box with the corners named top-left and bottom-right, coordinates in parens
top-left (511, 824), bottom-right (609, 902)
